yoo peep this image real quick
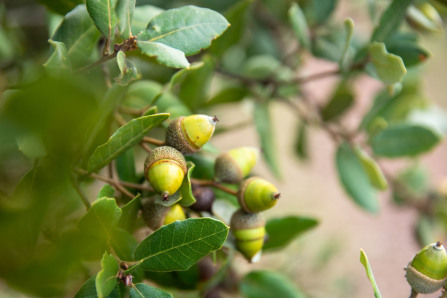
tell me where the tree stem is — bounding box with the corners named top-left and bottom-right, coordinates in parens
top-left (191, 178), bottom-right (238, 196)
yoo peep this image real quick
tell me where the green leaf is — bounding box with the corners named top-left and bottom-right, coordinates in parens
top-left (354, 147), bottom-right (388, 191)
top-left (371, 0), bottom-right (414, 42)
top-left (371, 123), bottom-right (441, 157)
top-left (116, 0), bottom-right (135, 38)
top-left (240, 270), bottom-right (306, 298)
top-left (44, 40), bottom-right (72, 75)
top-left (367, 42), bottom-right (406, 86)
top-left (110, 227), bottom-right (139, 261)
top-left (386, 40), bottom-right (430, 68)
top-left (137, 6), bottom-right (230, 56)
top-left (179, 162), bottom-right (196, 207)
top-left (321, 81), bottom-right (354, 122)
top-left (96, 252), bottom-right (119, 298)
top-left (168, 62), bottom-right (205, 89)
top-left (87, 113), bottom-right (169, 172)
top-left (336, 143), bottom-right (379, 213)
top-left (205, 85), bottom-right (248, 107)
top-left (52, 5), bottom-right (101, 67)
top-left (78, 198), bottom-right (122, 234)
top-left (16, 133), bottom-right (47, 159)
top-left (264, 216), bottom-right (318, 252)
top-left (154, 191), bottom-right (183, 207)
top-left (97, 184), bottom-right (115, 199)
top-left (86, 0), bottom-right (118, 40)
top-left (339, 18), bottom-right (354, 69)
top-left (36, 0), bottom-right (83, 15)
top-left (133, 218), bottom-right (228, 272)
top-left (360, 249), bottom-right (383, 298)
top-left (130, 283), bottom-right (172, 298)
top-left (118, 194), bottom-right (141, 231)
top-left (307, 0), bottom-right (337, 25)
top-left (75, 275), bottom-right (120, 298)
top-left (116, 51), bottom-right (138, 86)
top-left (254, 101), bottom-right (281, 179)
top-left (115, 147), bottom-right (138, 186)
top-left (184, 155), bottom-right (215, 180)
top-left (294, 121), bottom-right (308, 160)
top-left (289, 3), bottom-right (310, 49)
top-left (137, 41), bottom-right (190, 69)
top-left (131, 5), bottom-right (164, 36)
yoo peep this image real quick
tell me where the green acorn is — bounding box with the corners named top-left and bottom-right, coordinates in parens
top-left (237, 177), bottom-right (280, 213)
top-left (230, 209), bottom-right (265, 263)
top-left (165, 115), bottom-right (218, 154)
top-left (407, 3), bottom-right (443, 33)
top-left (142, 198), bottom-right (186, 230)
top-left (214, 147), bottom-right (260, 184)
top-left (405, 241), bottom-right (447, 294)
top-left (144, 146), bottom-right (187, 200)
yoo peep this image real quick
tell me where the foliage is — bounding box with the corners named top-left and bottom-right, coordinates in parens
top-left (1, 0), bottom-right (447, 297)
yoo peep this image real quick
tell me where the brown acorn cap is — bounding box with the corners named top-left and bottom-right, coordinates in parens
top-left (406, 263), bottom-right (447, 294)
top-left (141, 197), bottom-right (170, 230)
top-left (236, 177), bottom-right (258, 213)
top-left (165, 117), bottom-right (197, 154)
top-left (214, 153), bottom-right (243, 184)
top-left (230, 209), bottom-right (265, 231)
top-left (144, 146), bottom-right (187, 177)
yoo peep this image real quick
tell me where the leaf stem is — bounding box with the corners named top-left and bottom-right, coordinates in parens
top-left (191, 178), bottom-right (237, 196)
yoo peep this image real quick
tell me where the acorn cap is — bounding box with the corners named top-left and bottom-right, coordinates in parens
top-left (144, 146), bottom-right (187, 174)
top-left (230, 209), bottom-right (265, 230)
top-left (141, 198), bottom-right (170, 230)
top-left (237, 177), bottom-right (280, 213)
top-left (405, 242), bottom-right (447, 294)
top-left (165, 115), bottom-right (217, 154)
top-left (215, 147), bottom-right (259, 184)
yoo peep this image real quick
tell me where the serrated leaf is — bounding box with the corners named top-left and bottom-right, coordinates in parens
top-left (96, 252), bottom-right (119, 298)
top-left (133, 218), bottom-right (228, 272)
top-left (52, 5), bottom-right (101, 67)
top-left (254, 101), bottom-right (281, 179)
top-left (87, 113), bottom-right (169, 172)
top-left (371, 0), bottom-right (414, 42)
top-left (131, 5), bottom-right (164, 35)
top-left (367, 42), bottom-right (406, 86)
top-left (78, 198), bottom-right (122, 233)
top-left (44, 40), bottom-right (72, 75)
top-left (240, 270), bottom-right (306, 298)
top-left (371, 123), bottom-right (441, 157)
top-left (16, 133), bottom-right (47, 159)
top-left (289, 3), bottom-right (310, 49)
top-left (360, 249), bottom-right (382, 298)
top-left (137, 6), bottom-right (230, 56)
top-left (354, 147), bottom-right (388, 190)
top-left (86, 0), bottom-right (118, 40)
top-left (264, 216), bottom-right (318, 252)
top-left (116, 51), bottom-right (138, 86)
top-left (179, 162), bottom-right (196, 207)
top-left (137, 41), bottom-right (190, 69)
top-left (336, 143), bottom-right (379, 213)
top-left (130, 283), bottom-right (172, 298)
top-left (97, 184), bottom-right (115, 199)
top-left (116, 0), bottom-right (135, 38)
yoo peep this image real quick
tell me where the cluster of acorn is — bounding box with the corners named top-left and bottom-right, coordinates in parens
top-left (140, 114), bottom-right (281, 263)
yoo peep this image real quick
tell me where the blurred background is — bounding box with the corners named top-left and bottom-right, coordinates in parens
top-left (1, 0), bottom-right (447, 297)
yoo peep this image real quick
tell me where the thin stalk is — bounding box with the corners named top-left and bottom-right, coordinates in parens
top-left (142, 136), bottom-right (165, 146)
top-left (409, 289), bottom-right (418, 298)
top-left (191, 178), bottom-right (237, 196)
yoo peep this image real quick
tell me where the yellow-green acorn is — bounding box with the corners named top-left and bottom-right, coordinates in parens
top-left (165, 115), bottom-right (218, 154)
top-left (237, 177), bottom-right (280, 213)
top-left (144, 146), bottom-right (187, 200)
top-left (214, 147), bottom-right (260, 184)
top-left (230, 209), bottom-right (265, 263)
top-left (406, 3), bottom-right (443, 33)
top-left (405, 241), bottom-right (447, 294)
top-left (142, 198), bottom-right (186, 230)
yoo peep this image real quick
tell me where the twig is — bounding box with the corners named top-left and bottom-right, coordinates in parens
top-left (140, 143), bottom-right (152, 153)
top-left (191, 178), bottom-right (238, 196)
top-left (409, 288), bottom-right (418, 298)
top-left (142, 136), bottom-right (165, 146)
top-left (71, 173), bottom-right (91, 210)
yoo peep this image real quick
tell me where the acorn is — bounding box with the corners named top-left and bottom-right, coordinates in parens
top-left (405, 241), bottom-right (447, 294)
top-left (165, 115), bottom-right (218, 154)
top-left (230, 209), bottom-right (265, 263)
top-left (142, 198), bottom-right (186, 230)
top-left (191, 185), bottom-right (215, 212)
top-left (237, 177), bottom-right (280, 213)
top-left (214, 147), bottom-right (260, 184)
top-left (144, 146), bottom-right (187, 200)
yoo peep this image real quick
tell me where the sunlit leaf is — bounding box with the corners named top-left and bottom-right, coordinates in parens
top-left (96, 252), bottom-right (119, 298)
top-left (116, 0), bottom-right (135, 38)
top-left (354, 147), bottom-right (388, 190)
top-left (137, 41), bottom-right (190, 69)
top-left (179, 162), bottom-right (196, 207)
top-left (360, 249), bottom-right (382, 298)
top-left (44, 40), bottom-right (71, 75)
top-left (366, 42), bottom-right (406, 86)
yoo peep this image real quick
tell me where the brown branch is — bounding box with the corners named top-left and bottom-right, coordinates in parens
top-left (140, 143), bottom-right (152, 153)
top-left (191, 178), bottom-right (238, 196)
top-left (409, 289), bottom-right (418, 298)
top-left (142, 136), bottom-right (165, 146)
